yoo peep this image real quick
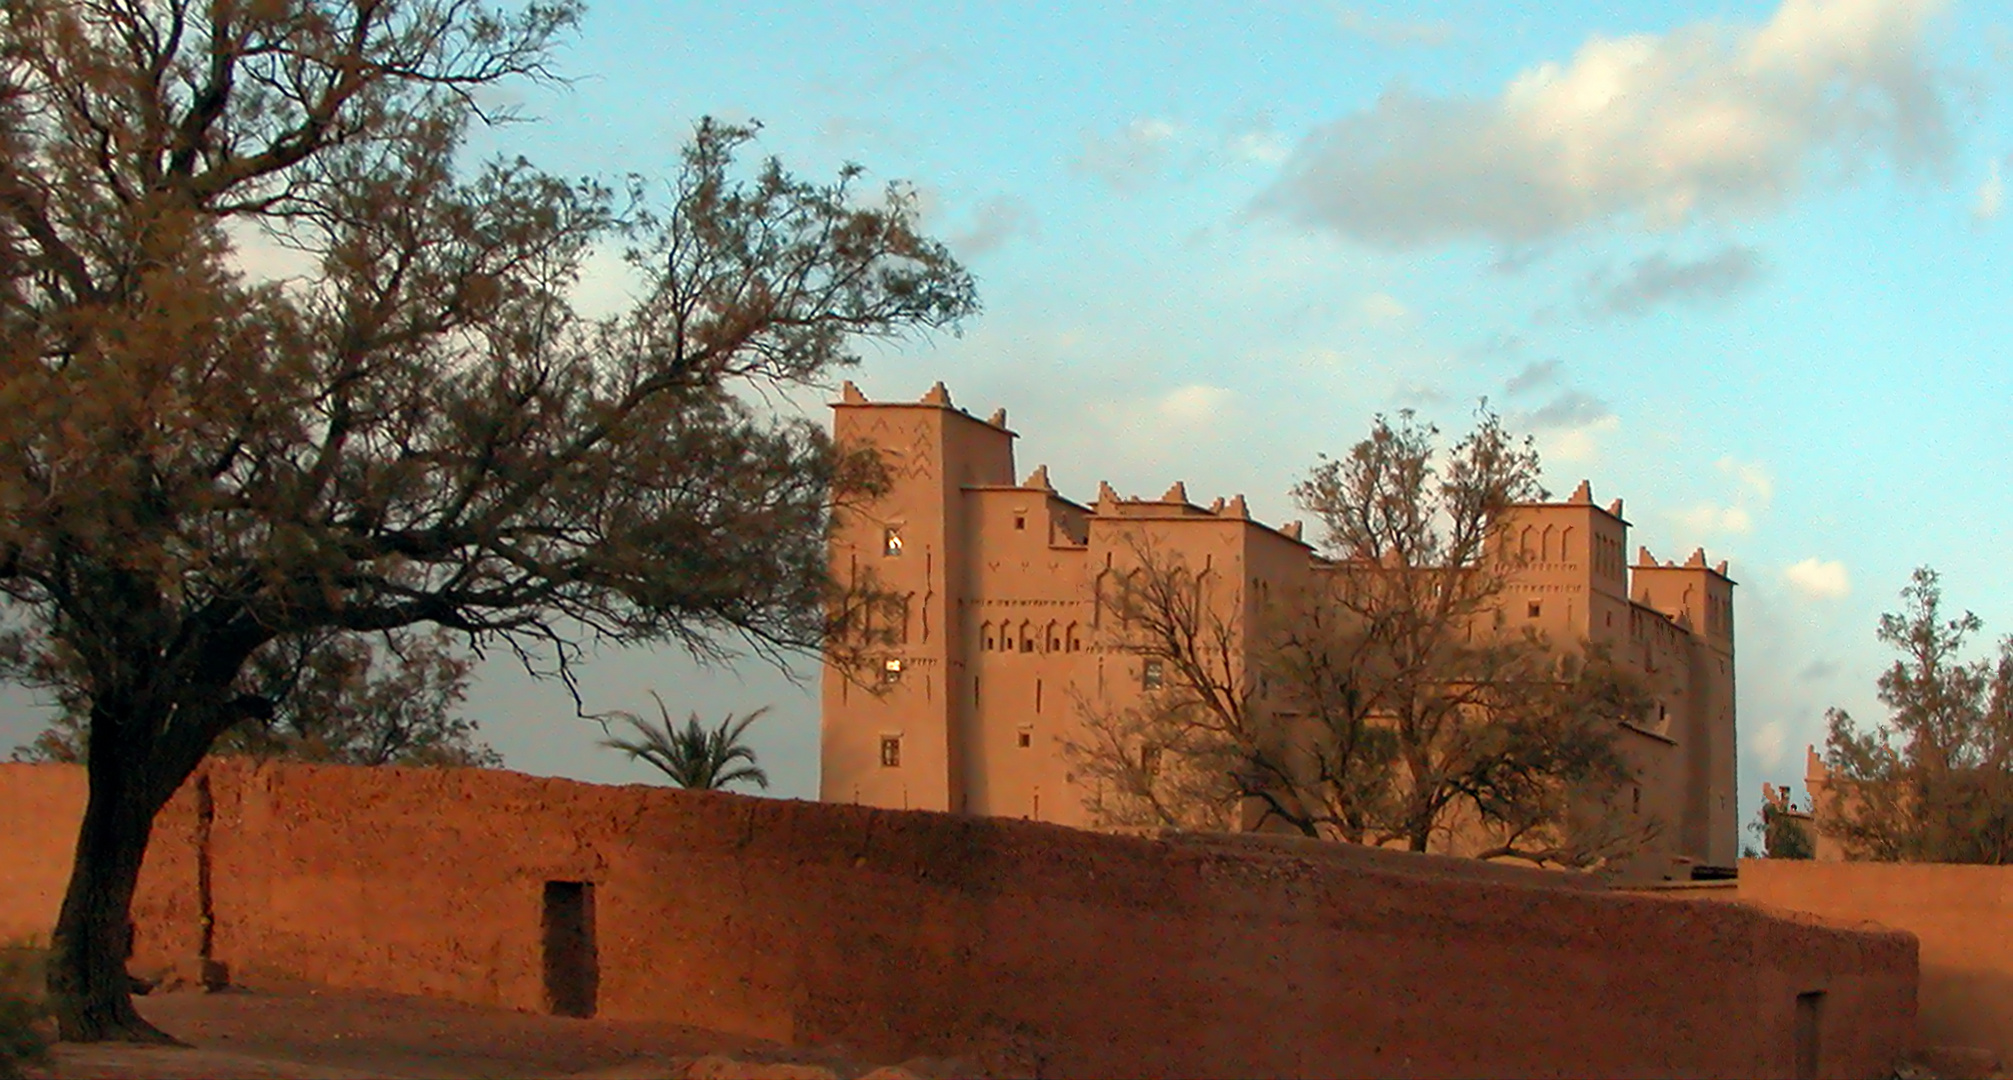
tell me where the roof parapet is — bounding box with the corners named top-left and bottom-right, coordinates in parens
top-left (1024, 464), bottom-right (1053, 492)
top-left (1569, 480), bottom-right (1593, 504)
top-left (1162, 481), bottom-right (1188, 504)
top-left (840, 380), bottom-right (867, 404)
top-left (921, 381), bottom-right (952, 406)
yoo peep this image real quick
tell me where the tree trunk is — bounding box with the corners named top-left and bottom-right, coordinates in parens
top-left (46, 735), bottom-right (180, 1044)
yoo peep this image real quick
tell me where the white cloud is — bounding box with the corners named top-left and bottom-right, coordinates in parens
top-left (950, 195), bottom-right (1039, 257)
top-left (1335, 8), bottom-right (1455, 48)
top-left (1520, 389), bottom-right (1613, 431)
top-left (1262, 0), bottom-right (1953, 246)
top-left (1785, 557), bottom-right (1852, 600)
top-left (1359, 291), bottom-right (1411, 324)
top-left (1586, 245), bottom-right (1768, 315)
top-left (1677, 502), bottom-right (1755, 536)
top-left (1976, 158), bottom-right (2004, 223)
top-left (1718, 456), bottom-right (1775, 504)
top-left (1071, 118), bottom-right (1187, 192)
top-left (1156, 384), bottom-right (1235, 427)
top-left (1074, 114), bottom-right (1295, 190)
top-left (1750, 718), bottom-right (1789, 771)
top-left (1539, 414), bottom-right (1619, 465)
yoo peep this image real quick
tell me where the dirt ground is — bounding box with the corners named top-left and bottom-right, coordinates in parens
top-left (23, 976), bottom-right (972, 1080)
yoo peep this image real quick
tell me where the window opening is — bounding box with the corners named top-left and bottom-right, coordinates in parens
top-left (1014, 515), bottom-right (1026, 531)
top-left (1527, 600), bottom-right (1542, 619)
top-left (882, 658), bottom-right (903, 685)
top-left (1143, 659), bottom-right (1165, 689)
top-left (879, 735), bottom-right (902, 768)
top-left (883, 526), bottom-right (903, 556)
top-left (1018, 729), bottom-right (1032, 749)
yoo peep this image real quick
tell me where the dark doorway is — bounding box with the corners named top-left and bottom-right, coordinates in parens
top-left (542, 881), bottom-right (598, 1018)
top-left (1794, 990), bottom-right (1824, 1080)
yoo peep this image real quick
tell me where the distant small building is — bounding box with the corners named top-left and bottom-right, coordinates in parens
top-left (819, 382), bottom-right (1739, 870)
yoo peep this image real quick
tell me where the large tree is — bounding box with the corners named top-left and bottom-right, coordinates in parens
top-left (1068, 411), bottom-right (1655, 870)
top-left (1821, 568), bottom-right (2013, 863)
top-left (1290, 409), bottom-right (1651, 865)
top-left (11, 628), bottom-right (500, 768)
top-left (0, 0), bottom-right (974, 1041)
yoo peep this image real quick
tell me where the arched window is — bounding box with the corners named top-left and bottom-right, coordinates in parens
top-left (1020, 621), bottom-right (1036, 653)
top-left (1067, 622), bottom-right (1082, 652)
top-left (981, 621), bottom-right (996, 651)
top-left (1046, 621), bottom-right (1061, 653)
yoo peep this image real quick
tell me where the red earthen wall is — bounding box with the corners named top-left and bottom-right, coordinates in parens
top-left (3, 762), bottom-right (1915, 1078)
top-left (1734, 859), bottom-right (2013, 1062)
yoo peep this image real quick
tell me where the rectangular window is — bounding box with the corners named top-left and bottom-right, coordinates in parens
top-left (1527, 600), bottom-right (1542, 619)
top-left (1017, 729), bottom-right (1032, 748)
top-left (879, 735), bottom-right (902, 768)
top-left (1014, 515), bottom-right (1026, 530)
top-left (882, 526), bottom-right (903, 557)
top-left (882, 658), bottom-right (902, 684)
top-left (1143, 659), bottom-right (1165, 689)
top-left (1140, 744), bottom-right (1162, 776)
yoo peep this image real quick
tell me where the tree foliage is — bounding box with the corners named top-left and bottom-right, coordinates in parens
top-left (10, 629), bottom-right (499, 768)
top-left (1747, 799), bottom-right (1815, 860)
top-left (1066, 411), bottom-right (1656, 870)
top-left (0, 0), bottom-right (974, 1041)
top-left (1821, 568), bottom-right (2013, 863)
top-left (600, 692), bottom-right (768, 791)
top-left (1288, 409), bottom-right (1652, 866)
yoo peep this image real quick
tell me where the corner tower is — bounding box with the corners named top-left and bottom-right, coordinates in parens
top-left (821, 381), bottom-right (1014, 812)
top-left (1631, 547), bottom-right (1737, 866)
top-left (1498, 480), bottom-right (1632, 647)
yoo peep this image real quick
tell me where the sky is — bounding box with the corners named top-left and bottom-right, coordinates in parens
top-left (7, 0), bottom-right (2012, 840)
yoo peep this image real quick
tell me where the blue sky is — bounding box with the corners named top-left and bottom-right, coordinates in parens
top-left (9, 0), bottom-right (2012, 839)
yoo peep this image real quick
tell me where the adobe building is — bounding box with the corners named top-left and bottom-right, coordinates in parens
top-left (820, 382), bottom-right (1739, 870)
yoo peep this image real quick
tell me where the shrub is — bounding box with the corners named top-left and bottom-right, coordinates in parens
top-left (0, 940), bottom-right (51, 1080)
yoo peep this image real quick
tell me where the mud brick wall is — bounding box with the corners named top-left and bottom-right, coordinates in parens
top-left (2, 762), bottom-right (1918, 1078)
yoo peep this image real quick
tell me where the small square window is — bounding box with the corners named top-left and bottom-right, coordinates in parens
top-left (881, 658), bottom-right (902, 684)
top-left (1014, 515), bottom-right (1026, 531)
top-left (879, 736), bottom-right (902, 768)
top-left (1017, 730), bottom-right (1032, 748)
top-left (1527, 600), bottom-right (1542, 619)
top-left (1143, 659), bottom-right (1164, 689)
top-left (882, 527), bottom-right (903, 557)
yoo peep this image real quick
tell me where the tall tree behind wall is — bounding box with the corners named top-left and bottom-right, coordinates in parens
top-left (1067, 411), bottom-right (1658, 869)
top-left (0, 0), bottom-right (973, 1041)
top-left (1822, 568), bottom-right (2013, 863)
top-left (1290, 409), bottom-right (1654, 867)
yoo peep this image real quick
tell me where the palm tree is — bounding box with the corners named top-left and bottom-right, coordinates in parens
top-left (601, 693), bottom-right (770, 791)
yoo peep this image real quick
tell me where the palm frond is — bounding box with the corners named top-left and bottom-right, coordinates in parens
top-left (599, 693), bottom-right (771, 791)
